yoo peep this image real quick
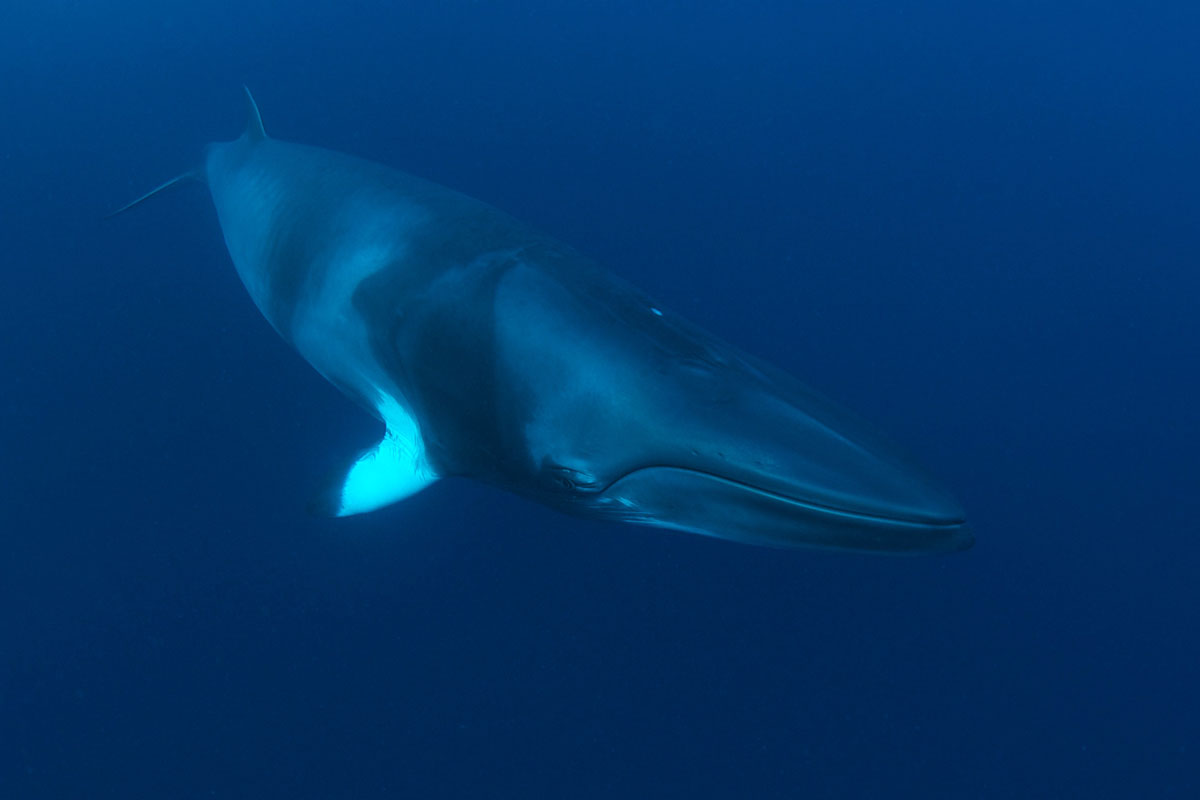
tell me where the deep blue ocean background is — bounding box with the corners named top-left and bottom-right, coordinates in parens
top-left (3, 1), bottom-right (1197, 797)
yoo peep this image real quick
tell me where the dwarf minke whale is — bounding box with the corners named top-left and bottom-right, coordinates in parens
top-left (113, 90), bottom-right (970, 553)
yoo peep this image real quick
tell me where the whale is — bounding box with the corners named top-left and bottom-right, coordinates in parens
top-left (112, 90), bottom-right (970, 553)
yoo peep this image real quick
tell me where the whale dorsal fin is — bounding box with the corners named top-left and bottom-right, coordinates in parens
top-left (243, 86), bottom-right (266, 142)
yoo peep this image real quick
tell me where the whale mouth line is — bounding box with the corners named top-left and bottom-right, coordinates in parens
top-left (608, 465), bottom-right (969, 530)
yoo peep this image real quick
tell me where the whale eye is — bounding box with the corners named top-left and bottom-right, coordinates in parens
top-left (547, 463), bottom-right (599, 492)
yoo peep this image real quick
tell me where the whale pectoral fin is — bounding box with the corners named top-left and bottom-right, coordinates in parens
top-left (308, 429), bottom-right (438, 518)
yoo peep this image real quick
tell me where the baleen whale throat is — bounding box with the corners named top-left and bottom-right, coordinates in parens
top-left (113, 90), bottom-right (970, 553)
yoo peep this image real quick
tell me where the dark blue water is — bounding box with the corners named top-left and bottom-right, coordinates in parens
top-left (3, 1), bottom-right (1197, 796)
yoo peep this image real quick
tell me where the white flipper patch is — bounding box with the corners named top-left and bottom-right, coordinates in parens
top-left (324, 394), bottom-right (438, 517)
